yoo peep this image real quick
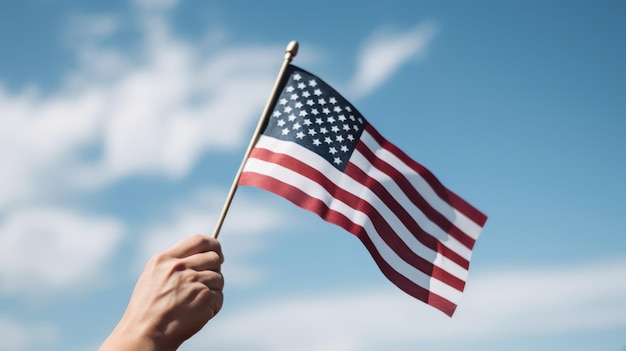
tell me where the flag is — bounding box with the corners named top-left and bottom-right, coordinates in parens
top-left (239, 65), bottom-right (487, 316)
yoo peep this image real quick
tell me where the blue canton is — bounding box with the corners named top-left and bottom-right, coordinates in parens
top-left (263, 65), bottom-right (367, 171)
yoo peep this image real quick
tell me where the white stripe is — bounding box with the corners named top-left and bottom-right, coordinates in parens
top-left (250, 136), bottom-right (469, 281)
top-left (244, 156), bottom-right (463, 304)
top-left (360, 131), bottom-right (483, 239)
top-left (350, 148), bottom-right (473, 261)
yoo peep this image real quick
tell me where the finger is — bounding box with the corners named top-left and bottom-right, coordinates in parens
top-left (196, 270), bottom-right (225, 291)
top-left (202, 289), bottom-right (224, 317)
top-left (183, 250), bottom-right (223, 271)
top-left (166, 234), bottom-right (222, 259)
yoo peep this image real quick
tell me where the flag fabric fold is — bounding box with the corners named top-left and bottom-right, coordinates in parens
top-left (239, 64), bottom-right (487, 316)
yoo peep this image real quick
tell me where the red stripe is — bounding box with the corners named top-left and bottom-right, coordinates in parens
top-left (344, 161), bottom-right (470, 271)
top-left (239, 171), bottom-right (457, 316)
top-left (356, 140), bottom-right (476, 250)
top-left (365, 124), bottom-right (488, 227)
top-left (244, 147), bottom-right (465, 291)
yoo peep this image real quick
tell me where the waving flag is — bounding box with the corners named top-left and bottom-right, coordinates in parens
top-left (239, 65), bottom-right (487, 316)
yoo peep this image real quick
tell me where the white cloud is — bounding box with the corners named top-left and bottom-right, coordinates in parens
top-left (65, 13), bottom-right (120, 43)
top-left (0, 315), bottom-right (58, 351)
top-left (350, 21), bottom-right (438, 97)
top-left (138, 188), bottom-right (288, 287)
top-left (0, 207), bottom-right (124, 296)
top-left (70, 7), bottom-right (283, 188)
top-left (182, 257), bottom-right (626, 351)
top-left (133, 0), bottom-right (180, 11)
top-left (0, 4), bottom-right (282, 211)
top-left (0, 85), bottom-right (106, 209)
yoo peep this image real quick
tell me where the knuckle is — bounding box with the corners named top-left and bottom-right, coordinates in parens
top-left (190, 234), bottom-right (211, 248)
top-left (148, 252), bottom-right (168, 266)
top-left (207, 251), bottom-right (222, 264)
top-left (180, 269), bottom-right (197, 282)
top-left (216, 272), bottom-right (225, 290)
top-left (190, 234), bottom-right (222, 256)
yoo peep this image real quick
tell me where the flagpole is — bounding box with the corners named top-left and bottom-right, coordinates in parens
top-left (212, 40), bottom-right (299, 239)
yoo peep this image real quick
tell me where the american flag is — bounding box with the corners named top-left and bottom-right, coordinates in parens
top-left (239, 65), bottom-right (487, 316)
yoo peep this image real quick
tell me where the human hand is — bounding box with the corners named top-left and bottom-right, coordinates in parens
top-left (100, 234), bottom-right (224, 351)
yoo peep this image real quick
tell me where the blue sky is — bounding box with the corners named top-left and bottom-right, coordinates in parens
top-left (0, 0), bottom-right (625, 350)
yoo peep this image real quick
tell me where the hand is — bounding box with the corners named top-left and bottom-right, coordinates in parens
top-left (100, 234), bottom-right (224, 351)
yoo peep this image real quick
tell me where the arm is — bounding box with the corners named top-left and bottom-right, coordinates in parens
top-left (100, 234), bottom-right (224, 351)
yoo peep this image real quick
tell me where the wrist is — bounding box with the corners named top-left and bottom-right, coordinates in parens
top-left (99, 318), bottom-right (163, 351)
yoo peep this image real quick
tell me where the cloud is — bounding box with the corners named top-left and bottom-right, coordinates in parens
top-left (0, 315), bottom-right (58, 351)
top-left (0, 4), bottom-right (282, 211)
top-left (68, 8), bottom-right (282, 188)
top-left (65, 13), bottom-right (120, 43)
top-left (182, 257), bottom-right (626, 351)
top-left (138, 188), bottom-right (288, 287)
top-left (350, 21), bottom-right (438, 97)
top-left (0, 207), bottom-right (124, 296)
top-left (133, 0), bottom-right (180, 11)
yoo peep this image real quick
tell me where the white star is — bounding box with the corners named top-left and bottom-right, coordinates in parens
top-left (290, 93), bottom-right (299, 100)
top-left (302, 91), bottom-right (311, 98)
top-left (345, 106), bottom-right (352, 112)
top-left (295, 101), bottom-right (303, 109)
top-left (347, 134), bottom-right (354, 141)
top-left (336, 135), bottom-right (344, 142)
top-left (358, 118), bottom-right (364, 123)
top-left (306, 99), bottom-right (314, 106)
top-left (308, 128), bottom-right (317, 136)
top-left (315, 118), bottom-right (323, 125)
top-left (293, 122), bottom-right (301, 130)
top-left (298, 82), bottom-right (306, 89)
top-left (299, 110), bottom-right (308, 117)
top-left (334, 106), bottom-right (342, 113)
top-left (349, 115), bottom-right (355, 121)
top-left (314, 89), bottom-right (322, 96)
top-left (279, 98), bottom-right (288, 105)
top-left (340, 145), bottom-right (349, 152)
top-left (322, 108), bottom-right (331, 115)
top-left (296, 131), bottom-right (305, 139)
top-left (329, 97), bottom-right (337, 104)
top-left (311, 109), bottom-right (319, 115)
top-left (338, 115), bottom-right (346, 122)
top-left (288, 114), bottom-right (297, 121)
top-left (312, 139), bottom-right (321, 146)
top-left (333, 157), bottom-right (342, 165)
top-left (284, 106), bottom-right (292, 113)
top-left (320, 127), bottom-right (328, 134)
top-left (282, 128), bottom-right (289, 135)
top-left (273, 111), bottom-right (281, 117)
top-left (309, 79), bottom-right (317, 87)
top-left (277, 119), bottom-right (286, 127)
top-left (286, 85), bottom-right (295, 93)
top-left (293, 73), bottom-right (302, 81)
top-left (353, 125), bottom-right (359, 131)
top-left (303, 119), bottom-right (312, 126)
top-left (318, 98), bottom-right (326, 105)
top-left (343, 124), bottom-right (350, 131)
top-left (329, 147), bottom-right (338, 155)
top-left (331, 125), bottom-right (340, 133)
top-left (327, 116), bottom-right (336, 123)
top-left (324, 137), bottom-right (332, 144)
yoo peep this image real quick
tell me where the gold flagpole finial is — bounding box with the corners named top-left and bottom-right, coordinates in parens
top-left (285, 40), bottom-right (298, 60)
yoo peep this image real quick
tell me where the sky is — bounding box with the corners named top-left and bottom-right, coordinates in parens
top-left (0, 0), bottom-right (625, 350)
